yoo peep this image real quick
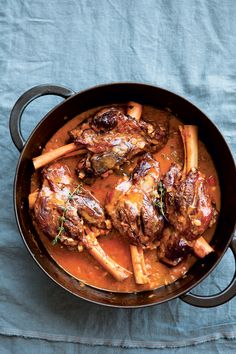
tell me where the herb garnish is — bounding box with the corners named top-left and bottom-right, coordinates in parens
top-left (155, 180), bottom-right (168, 221)
top-left (52, 183), bottom-right (82, 245)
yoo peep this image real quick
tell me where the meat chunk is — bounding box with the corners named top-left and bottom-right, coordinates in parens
top-left (34, 163), bottom-right (109, 247)
top-left (164, 165), bottom-right (217, 239)
top-left (158, 228), bottom-right (192, 266)
top-left (106, 154), bottom-right (164, 248)
top-left (157, 164), bottom-right (218, 265)
top-left (69, 106), bottom-right (169, 181)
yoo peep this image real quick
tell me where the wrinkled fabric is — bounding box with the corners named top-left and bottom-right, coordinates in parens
top-left (0, 0), bottom-right (235, 352)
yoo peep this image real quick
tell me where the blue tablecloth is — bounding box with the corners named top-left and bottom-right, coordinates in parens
top-left (0, 0), bottom-right (235, 353)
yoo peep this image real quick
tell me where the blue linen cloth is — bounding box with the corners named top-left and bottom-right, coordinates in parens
top-left (0, 0), bottom-right (235, 352)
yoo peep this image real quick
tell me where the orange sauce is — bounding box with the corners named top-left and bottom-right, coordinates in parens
top-left (31, 105), bottom-right (220, 292)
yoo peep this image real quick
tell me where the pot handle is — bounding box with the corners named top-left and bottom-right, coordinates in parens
top-left (180, 238), bottom-right (236, 307)
top-left (9, 84), bottom-right (75, 152)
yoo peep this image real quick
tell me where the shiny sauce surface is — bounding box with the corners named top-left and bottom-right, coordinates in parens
top-left (31, 105), bottom-right (220, 292)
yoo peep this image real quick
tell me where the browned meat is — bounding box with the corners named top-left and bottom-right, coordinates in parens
top-left (34, 163), bottom-right (132, 281)
top-left (69, 107), bottom-right (169, 182)
top-left (157, 164), bottom-right (218, 265)
top-left (34, 163), bottom-right (109, 247)
top-left (158, 227), bottom-right (192, 266)
top-left (106, 154), bottom-right (164, 248)
top-left (164, 165), bottom-right (217, 239)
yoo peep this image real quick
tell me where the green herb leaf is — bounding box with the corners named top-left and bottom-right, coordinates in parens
top-left (155, 181), bottom-right (168, 221)
top-left (52, 182), bottom-right (82, 246)
top-left (52, 235), bottom-right (60, 245)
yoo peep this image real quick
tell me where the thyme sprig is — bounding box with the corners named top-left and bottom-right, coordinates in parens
top-left (155, 180), bottom-right (168, 221)
top-left (52, 183), bottom-right (82, 245)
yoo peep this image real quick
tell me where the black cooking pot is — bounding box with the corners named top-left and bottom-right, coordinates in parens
top-left (10, 83), bottom-right (236, 308)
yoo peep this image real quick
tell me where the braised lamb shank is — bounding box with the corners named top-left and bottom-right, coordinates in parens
top-left (106, 153), bottom-right (164, 249)
top-left (106, 153), bottom-right (165, 283)
top-left (34, 163), bottom-right (131, 281)
top-left (157, 126), bottom-right (218, 265)
top-left (69, 104), bottom-right (169, 181)
top-left (32, 102), bottom-right (169, 179)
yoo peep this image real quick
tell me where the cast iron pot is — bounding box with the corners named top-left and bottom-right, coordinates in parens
top-left (10, 83), bottom-right (236, 308)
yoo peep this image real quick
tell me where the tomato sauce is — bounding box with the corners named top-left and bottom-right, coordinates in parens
top-left (31, 105), bottom-right (220, 292)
